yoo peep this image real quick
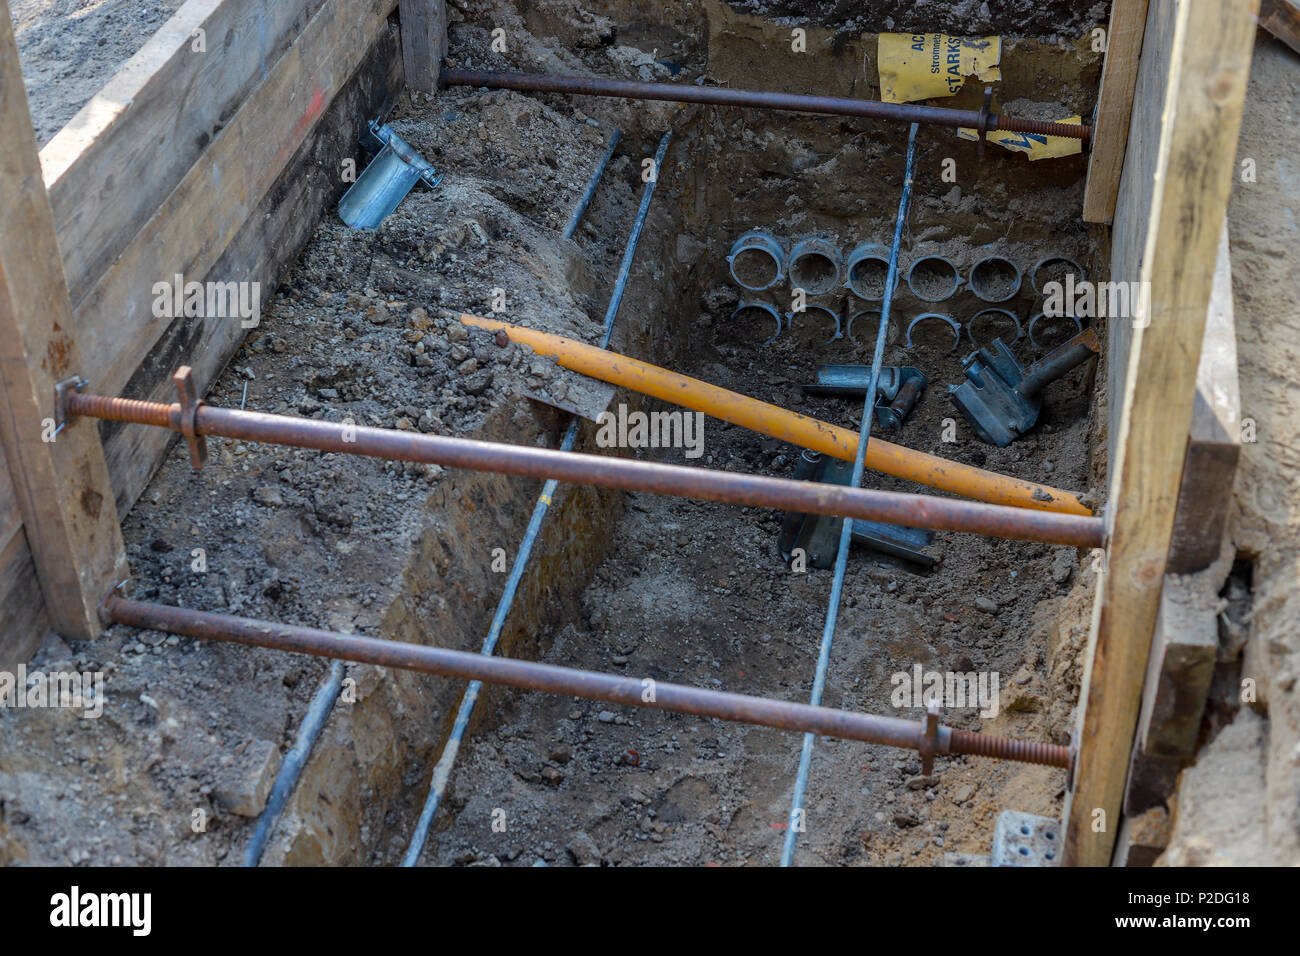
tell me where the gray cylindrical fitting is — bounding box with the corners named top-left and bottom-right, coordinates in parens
top-left (1029, 256), bottom-right (1086, 297)
top-left (1028, 312), bottom-right (1083, 352)
top-left (846, 306), bottom-right (898, 347)
top-left (844, 242), bottom-right (894, 301)
top-left (729, 301), bottom-right (784, 346)
top-left (968, 256), bottom-right (1022, 303)
top-left (728, 231), bottom-right (786, 292)
top-left (906, 255), bottom-right (961, 303)
top-left (787, 238), bottom-right (844, 296)
top-left (968, 308), bottom-right (1024, 347)
top-left (786, 303), bottom-right (842, 345)
top-left (904, 312), bottom-right (961, 351)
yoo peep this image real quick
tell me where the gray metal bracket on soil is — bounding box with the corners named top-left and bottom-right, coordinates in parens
top-left (338, 120), bottom-right (443, 229)
top-left (779, 450), bottom-right (937, 569)
top-left (949, 327), bottom-right (1101, 446)
top-left (801, 364), bottom-right (927, 428)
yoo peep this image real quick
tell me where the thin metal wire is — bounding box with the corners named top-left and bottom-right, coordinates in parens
top-left (402, 131), bottom-right (673, 866)
top-left (781, 123), bottom-right (919, 867)
top-left (563, 128), bottom-right (621, 240)
top-left (244, 660), bottom-right (344, 866)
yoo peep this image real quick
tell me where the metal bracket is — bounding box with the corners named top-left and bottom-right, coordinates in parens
top-left (977, 86), bottom-right (994, 159)
top-left (339, 120), bottom-right (444, 229)
top-left (992, 811), bottom-right (1062, 866)
top-left (97, 578), bottom-right (130, 626)
top-left (173, 366), bottom-right (207, 470)
top-left (53, 376), bottom-right (88, 436)
top-left (918, 700), bottom-right (941, 775)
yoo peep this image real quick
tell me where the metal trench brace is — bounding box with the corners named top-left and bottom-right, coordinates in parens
top-left (778, 449), bottom-right (937, 570)
top-left (338, 120), bottom-right (444, 229)
top-left (801, 364), bottom-right (927, 429)
top-left (949, 327), bottom-right (1101, 447)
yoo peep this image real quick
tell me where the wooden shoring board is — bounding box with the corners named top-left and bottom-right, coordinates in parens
top-left (0, 436), bottom-right (49, 666)
top-left (400, 0), bottom-right (447, 92)
top-left (1063, 0), bottom-right (1257, 866)
top-left (0, 0), bottom-right (128, 646)
top-left (71, 0), bottom-right (399, 405)
top-left (99, 26), bottom-right (405, 516)
top-left (39, 0), bottom-right (326, 306)
top-left (1083, 0), bottom-right (1151, 223)
top-left (1260, 0), bottom-right (1300, 56)
top-left (1167, 225), bottom-right (1241, 575)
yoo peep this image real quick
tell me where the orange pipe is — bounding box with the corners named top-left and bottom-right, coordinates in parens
top-left (462, 314), bottom-right (1091, 516)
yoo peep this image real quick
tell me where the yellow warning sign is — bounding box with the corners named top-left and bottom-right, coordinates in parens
top-left (878, 33), bottom-right (1002, 104)
top-left (956, 117), bottom-right (1084, 160)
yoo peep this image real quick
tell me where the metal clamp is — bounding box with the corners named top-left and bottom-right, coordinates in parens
top-left (968, 308), bottom-right (1024, 348)
top-left (905, 312), bottom-right (961, 351)
top-left (730, 301), bottom-right (783, 346)
top-left (977, 86), bottom-right (994, 160)
top-left (1027, 312), bottom-right (1084, 352)
top-left (785, 303), bottom-right (842, 345)
top-left (173, 366), bottom-right (208, 470)
top-left (53, 376), bottom-right (89, 436)
top-left (919, 701), bottom-right (941, 775)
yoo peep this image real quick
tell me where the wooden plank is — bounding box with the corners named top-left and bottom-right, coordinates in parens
top-left (0, 435), bottom-right (48, 665)
top-left (1114, 808), bottom-right (1170, 867)
top-left (0, 0), bottom-right (128, 645)
top-left (0, 438), bottom-right (24, 563)
top-left (1082, 0), bottom-right (1150, 223)
top-left (1168, 225), bottom-right (1241, 573)
top-left (71, 0), bottom-right (399, 406)
top-left (1135, 576), bottom-right (1218, 760)
top-left (0, 520), bottom-right (49, 668)
top-left (399, 0), bottom-right (447, 92)
top-left (39, 0), bottom-right (326, 306)
top-left (1260, 0), bottom-right (1300, 56)
top-left (100, 26), bottom-right (405, 515)
top-left (1063, 0), bottom-right (1257, 866)
top-left (1105, 0), bottom-right (1175, 469)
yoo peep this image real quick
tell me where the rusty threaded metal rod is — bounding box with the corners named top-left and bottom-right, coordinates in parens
top-left (440, 68), bottom-right (1091, 141)
top-left (63, 388), bottom-right (1103, 547)
top-left (101, 594), bottom-right (1070, 769)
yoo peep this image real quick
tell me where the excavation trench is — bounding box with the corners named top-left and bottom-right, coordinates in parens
top-left (0, 0), bottom-right (1110, 867)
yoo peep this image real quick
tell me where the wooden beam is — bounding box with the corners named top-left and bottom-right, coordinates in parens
top-left (1063, 0), bottom-right (1256, 866)
top-left (0, 0), bottom-right (127, 644)
top-left (1260, 0), bottom-right (1300, 56)
top-left (100, 26), bottom-right (405, 516)
top-left (39, 0), bottom-right (326, 306)
top-left (71, 0), bottom-right (398, 404)
top-left (0, 438), bottom-right (49, 667)
top-left (1167, 225), bottom-right (1241, 574)
top-left (400, 0), bottom-right (447, 92)
top-left (1082, 0), bottom-right (1150, 223)
top-left (1134, 576), bottom-right (1219, 761)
